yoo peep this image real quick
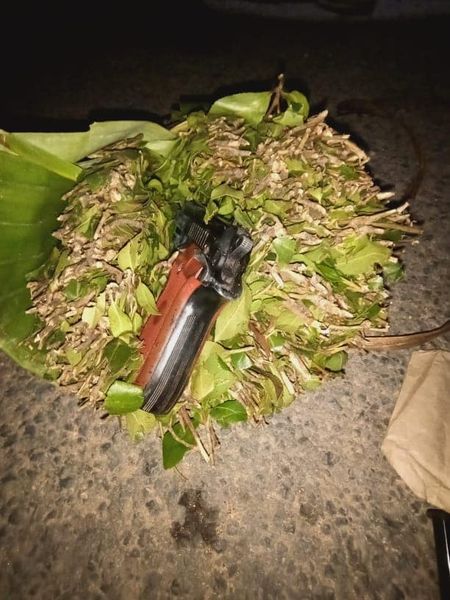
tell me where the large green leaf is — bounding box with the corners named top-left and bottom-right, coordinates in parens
top-left (0, 151), bottom-right (73, 374)
top-left (2, 133), bottom-right (81, 181)
top-left (11, 121), bottom-right (177, 163)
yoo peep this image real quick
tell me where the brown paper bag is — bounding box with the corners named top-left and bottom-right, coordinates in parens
top-left (382, 350), bottom-right (450, 511)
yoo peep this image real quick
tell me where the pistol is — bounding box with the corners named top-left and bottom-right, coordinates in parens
top-left (135, 205), bottom-right (253, 414)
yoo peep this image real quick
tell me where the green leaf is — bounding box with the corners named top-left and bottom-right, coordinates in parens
top-left (286, 158), bottom-right (306, 175)
top-left (308, 188), bottom-right (323, 202)
top-left (211, 400), bottom-right (247, 427)
top-left (81, 305), bottom-right (99, 328)
top-left (273, 108), bottom-right (304, 127)
top-left (190, 365), bottom-right (216, 401)
top-left (5, 133), bottom-right (81, 181)
top-left (230, 352), bottom-right (252, 370)
top-left (135, 282), bottom-right (159, 316)
top-left (302, 241), bottom-right (331, 265)
top-left (104, 380), bottom-right (144, 415)
top-left (82, 292), bottom-right (106, 328)
top-left (103, 339), bottom-right (133, 374)
top-left (335, 238), bottom-right (390, 276)
top-left (89, 272), bottom-right (108, 291)
top-left (209, 92), bottom-right (272, 127)
top-left (263, 199), bottom-right (291, 217)
top-left (75, 205), bottom-right (100, 238)
top-left (262, 378), bottom-right (278, 408)
top-left (339, 164), bottom-right (358, 180)
top-left (11, 121), bottom-right (176, 163)
top-left (64, 279), bottom-right (90, 300)
top-left (145, 138), bottom-right (179, 157)
top-left (125, 410), bottom-right (157, 441)
top-left (211, 184), bottom-right (244, 202)
top-left (197, 340), bottom-right (227, 362)
top-left (204, 355), bottom-right (236, 401)
top-left (217, 196), bottom-right (235, 216)
top-left (214, 284), bottom-right (251, 342)
top-left (274, 309), bottom-right (304, 333)
top-left (0, 150), bottom-right (73, 375)
top-left (315, 260), bottom-right (348, 291)
top-left (59, 320), bottom-right (70, 333)
top-left (381, 229), bottom-right (403, 243)
top-left (171, 101), bottom-right (210, 122)
top-left (190, 341), bottom-right (236, 402)
top-left (117, 235), bottom-right (151, 271)
top-left (273, 91), bottom-right (309, 127)
top-left (108, 302), bottom-right (133, 337)
top-left (116, 236), bottom-right (135, 269)
top-left (49, 248), bottom-right (69, 279)
top-left (66, 349), bottom-right (82, 366)
top-left (132, 312), bottom-right (143, 334)
top-left (284, 90), bottom-right (310, 117)
top-left (268, 332), bottom-right (286, 351)
top-left (117, 239), bottom-right (138, 270)
top-left (383, 260), bottom-right (404, 284)
top-left (324, 351), bottom-right (348, 372)
top-left (272, 237), bottom-right (296, 264)
top-left (205, 198), bottom-right (219, 222)
top-left (162, 424), bottom-right (195, 469)
top-left (233, 207), bottom-right (253, 229)
top-left (304, 377), bottom-right (322, 391)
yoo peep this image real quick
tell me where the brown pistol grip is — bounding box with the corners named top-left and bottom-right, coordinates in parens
top-left (135, 244), bottom-right (226, 414)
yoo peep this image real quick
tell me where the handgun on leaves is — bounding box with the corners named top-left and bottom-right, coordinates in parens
top-left (135, 206), bottom-right (253, 414)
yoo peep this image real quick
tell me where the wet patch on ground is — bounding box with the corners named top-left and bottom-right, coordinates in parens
top-left (170, 489), bottom-right (219, 548)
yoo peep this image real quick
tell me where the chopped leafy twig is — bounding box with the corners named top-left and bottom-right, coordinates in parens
top-left (267, 73), bottom-right (285, 116)
top-left (207, 418), bottom-right (218, 466)
top-left (180, 407), bottom-right (210, 464)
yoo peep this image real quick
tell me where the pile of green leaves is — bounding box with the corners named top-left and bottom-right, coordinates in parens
top-left (25, 140), bottom-right (171, 405)
top-left (0, 88), bottom-right (414, 468)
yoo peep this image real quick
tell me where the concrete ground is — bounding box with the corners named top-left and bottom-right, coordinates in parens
top-left (1, 8), bottom-right (449, 599)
